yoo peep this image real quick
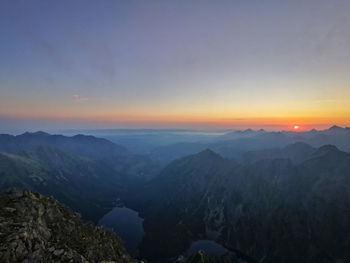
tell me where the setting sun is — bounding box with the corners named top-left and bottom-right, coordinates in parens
top-left (1, 1), bottom-right (350, 262)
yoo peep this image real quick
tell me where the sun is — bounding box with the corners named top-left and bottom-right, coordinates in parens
top-left (293, 125), bottom-right (300, 130)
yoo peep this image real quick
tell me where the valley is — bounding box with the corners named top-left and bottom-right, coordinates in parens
top-left (1, 127), bottom-right (350, 262)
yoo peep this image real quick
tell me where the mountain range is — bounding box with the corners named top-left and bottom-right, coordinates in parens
top-left (1, 128), bottom-right (350, 262)
top-left (149, 126), bottom-right (350, 163)
top-left (0, 132), bottom-right (158, 221)
top-left (132, 144), bottom-right (350, 262)
top-left (0, 189), bottom-right (244, 263)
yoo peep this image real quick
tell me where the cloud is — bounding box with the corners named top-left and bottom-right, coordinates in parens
top-left (72, 94), bottom-right (89, 103)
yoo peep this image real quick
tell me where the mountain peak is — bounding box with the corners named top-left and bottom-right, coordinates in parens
top-left (21, 131), bottom-right (50, 137)
top-left (5, 131), bottom-right (128, 159)
top-left (196, 149), bottom-right (221, 158)
top-left (318, 144), bottom-right (339, 150)
top-left (34, 131), bottom-right (50, 136)
top-left (328, 125), bottom-right (344, 131)
top-left (20, 131), bottom-right (50, 136)
top-left (186, 148), bottom-right (224, 164)
top-left (313, 144), bottom-right (345, 158)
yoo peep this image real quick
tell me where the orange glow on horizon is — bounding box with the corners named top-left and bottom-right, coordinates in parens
top-left (1, 112), bottom-right (349, 130)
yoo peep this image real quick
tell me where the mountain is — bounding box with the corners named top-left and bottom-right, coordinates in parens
top-left (0, 189), bottom-right (137, 263)
top-left (148, 131), bottom-right (294, 163)
top-left (0, 132), bottom-right (159, 221)
top-left (133, 150), bottom-right (249, 261)
top-left (147, 126), bottom-right (350, 164)
top-left (219, 129), bottom-right (265, 140)
top-left (241, 142), bottom-right (316, 164)
top-left (0, 146), bottom-right (124, 221)
top-left (0, 189), bottom-right (247, 263)
top-left (1, 131), bottom-right (159, 178)
top-left (134, 146), bottom-right (350, 262)
top-left (326, 125), bottom-right (348, 133)
top-left (150, 142), bottom-right (207, 164)
top-left (0, 131), bottom-right (128, 159)
top-left (2, 129), bottom-right (350, 262)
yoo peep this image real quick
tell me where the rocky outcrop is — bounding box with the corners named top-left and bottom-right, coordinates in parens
top-left (0, 189), bottom-right (137, 263)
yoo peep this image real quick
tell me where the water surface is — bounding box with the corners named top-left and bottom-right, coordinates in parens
top-left (187, 239), bottom-right (228, 255)
top-left (98, 206), bottom-right (144, 256)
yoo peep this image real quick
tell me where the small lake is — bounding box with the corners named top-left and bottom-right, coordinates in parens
top-left (187, 239), bottom-right (228, 256)
top-left (98, 207), bottom-right (144, 256)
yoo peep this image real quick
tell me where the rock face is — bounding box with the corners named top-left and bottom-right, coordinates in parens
top-left (0, 189), bottom-right (137, 263)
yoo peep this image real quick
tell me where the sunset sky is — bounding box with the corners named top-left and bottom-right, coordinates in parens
top-left (1, 0), bottom-right (350, 131)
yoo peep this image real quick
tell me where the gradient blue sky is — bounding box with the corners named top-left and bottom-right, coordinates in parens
top-left (1, 0), bottom-right (350, 132)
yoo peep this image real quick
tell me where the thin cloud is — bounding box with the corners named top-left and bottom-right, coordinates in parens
top-left (72, 94), bottom-right (89, 103)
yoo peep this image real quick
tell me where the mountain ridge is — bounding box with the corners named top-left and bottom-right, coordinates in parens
top-left (134, 144), bottom-right (350, 262)
top-left (0, 131), bottom-right (129, 159)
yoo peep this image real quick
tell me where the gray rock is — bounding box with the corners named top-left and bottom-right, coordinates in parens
top-left (0, 190), bottom-right (138, 263)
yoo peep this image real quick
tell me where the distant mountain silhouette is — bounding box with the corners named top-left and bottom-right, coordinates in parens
top-left (148, 126), bottom-right (350, 163)
top-left (0, 131), bottom-right (128, 159)
top-left (0, 132), bottom-right (158, 221)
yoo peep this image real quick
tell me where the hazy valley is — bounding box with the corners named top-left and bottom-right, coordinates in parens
top-left (1, 127), bottom-right (350, 262)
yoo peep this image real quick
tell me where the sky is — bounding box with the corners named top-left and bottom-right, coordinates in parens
top-left (1, 0), bottom-right (350, 132)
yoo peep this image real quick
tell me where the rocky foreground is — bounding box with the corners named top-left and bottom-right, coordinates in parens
top-left (0, 189), bottom-right (237, 263)
top-left (0, 189), bottom-right (137, 263)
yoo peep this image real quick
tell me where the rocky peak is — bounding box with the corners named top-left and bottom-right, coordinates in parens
top-left (0, 189), bottom-right (137, 263)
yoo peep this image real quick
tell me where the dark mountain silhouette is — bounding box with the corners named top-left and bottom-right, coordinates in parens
top-left (0, 131), bottom-right (128, 159)
top-left (220, 128), bottom-right (265, 140)
top-left (2, 129), bottom-right (350, 262)
top-left (0, 146), bottom-right (126, 221)
top-left (134, 145), bottom-right (350, 262)
top-left (0, 132), bottom-right (159, 221)
top-left (148, 126), bottom-right (350, 164)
